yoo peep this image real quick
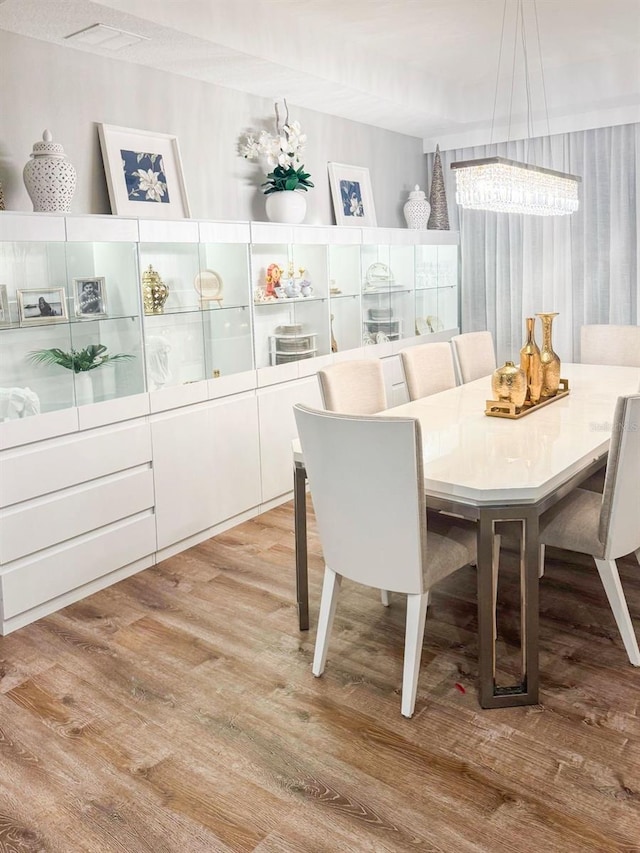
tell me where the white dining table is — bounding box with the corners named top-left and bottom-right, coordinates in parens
top-left (292, 362), bottom-right (640, 708)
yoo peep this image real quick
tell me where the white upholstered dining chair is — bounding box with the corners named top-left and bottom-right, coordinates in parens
top-left (580, 324), bottom-right (640, 368)
top-left (293, 404), bottom-right (478, 717)
top-left (539, 393), bottom-right (640, 666)
top-left (451, 331), bottom-right (497, 383)
top-left (399, 342), bottom-right (457, 401)
top-left (317, 359), bottom-right (387, 414)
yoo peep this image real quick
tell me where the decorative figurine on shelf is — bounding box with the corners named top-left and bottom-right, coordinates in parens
top-left (265, 263), bottom-right (283, 299)
top-left (142, 264), bottom-right (169, 315)
top-left (427, 144), bottom-right (450, 230)
top-left (330, 314), bottom-right (338, 352)
top-left (146, 336), bottom-right (172, 390)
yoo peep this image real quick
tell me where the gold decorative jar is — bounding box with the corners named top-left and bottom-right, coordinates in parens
top-left (520, 317), bottom-right (543, 404)
top-left (142, 264), bottom-right (169, 315)
top-left (536, 311), bottom-right (561, 398)
top-left (491, 361), bottom-right (527, 409)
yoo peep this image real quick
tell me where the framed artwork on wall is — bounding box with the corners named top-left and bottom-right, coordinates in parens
top-left (328, 162), bottom-right (377, 227)
top-left (98, 124), bottom-right (191, 219)
top-left (74, 277), bottom-right (107, 318)
top-left (17, 288), bottom-right (68, 326)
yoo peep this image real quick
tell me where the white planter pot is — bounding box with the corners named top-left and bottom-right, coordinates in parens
top-left (265, 190), bottom-right (307, 225)
top-left (74, 371), bottom-right (94, 406)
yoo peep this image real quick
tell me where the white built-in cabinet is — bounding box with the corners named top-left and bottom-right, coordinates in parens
top-left (0, 212), bottom-right (460, 634)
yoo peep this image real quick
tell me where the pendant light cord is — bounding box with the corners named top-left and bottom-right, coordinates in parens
top-left (533, 0), bottom-right (551, 138)
top-left (489, 0), bottom-right (508, 147)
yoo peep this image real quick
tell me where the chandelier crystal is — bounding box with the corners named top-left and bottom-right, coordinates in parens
top-left (451, 157), bottom-right (581, 216)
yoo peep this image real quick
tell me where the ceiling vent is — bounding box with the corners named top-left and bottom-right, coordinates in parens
top-left (64, 23), bottom-right (149, 51)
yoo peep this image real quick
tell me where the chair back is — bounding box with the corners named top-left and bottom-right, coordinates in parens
top-left (400, 342), bottom-right (457, 400)
top-left (580, 325), bottom-right (640, 368)
top-left (294, 405), bottom-right (426, 594)
top-left (317, 359), bottom-right (387, 414)
top-left (599, 394), bottom-right (640, 559)
top-left (451, 331), bottom-right (497, 383)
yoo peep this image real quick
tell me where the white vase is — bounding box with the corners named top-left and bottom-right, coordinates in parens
top-left (74, 371), bottom-right (94, 406)
top-left (403, 184), bottom-right (431, 229)
top-left (23, 130), bottom-right (77, 212)
top-left (265, 190), bottom-right (307, 224)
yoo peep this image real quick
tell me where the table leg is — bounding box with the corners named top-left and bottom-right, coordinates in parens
top-left (294, 462), bottom-right (309, 631)
top-left (477, 506), bottom-right (540, 708)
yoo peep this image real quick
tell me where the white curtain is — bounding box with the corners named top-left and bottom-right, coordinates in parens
top-left (428, 123), bottom-right (640, 364)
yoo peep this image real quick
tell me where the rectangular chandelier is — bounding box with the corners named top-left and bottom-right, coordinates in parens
top-left (450, 157), bottom-right (581, 216)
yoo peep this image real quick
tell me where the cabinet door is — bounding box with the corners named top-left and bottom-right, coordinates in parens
top-left (257, 376), bottom-right (322, 502)
top-left (151, 393), bottom-right (261, 549)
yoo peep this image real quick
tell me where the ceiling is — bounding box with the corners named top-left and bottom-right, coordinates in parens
top-left (1, 0), bottom-right (638, 150)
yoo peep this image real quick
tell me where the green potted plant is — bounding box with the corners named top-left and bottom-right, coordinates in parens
top-left (240, 99), bottom-right (314, 224)
top-left (28, 344), bottom-right (134, 405)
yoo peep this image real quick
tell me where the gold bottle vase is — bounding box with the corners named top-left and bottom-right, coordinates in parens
top-left (142, 264), bottom-right (169, 315)
top-left (491, 361), bottom-right (527, 409)
top-left (536, 311), bottom-right (561, 398)
top-left (520, 316), bottom-right (543, 404)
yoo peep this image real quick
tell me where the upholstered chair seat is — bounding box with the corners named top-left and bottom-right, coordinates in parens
top-left (451, 331), bottom-right (497, 383)
top-left (399, 341), bottom-right (457, 400)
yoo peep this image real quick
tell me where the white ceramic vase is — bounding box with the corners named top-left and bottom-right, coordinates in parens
top-left (265, 190), bottom-right (307, 224)
top-left (403, 184), bottom-right (431, 230)
top-left (74, 371), bottom-right (94, 407)
top-left (23, 129), bottom-right (77, 212)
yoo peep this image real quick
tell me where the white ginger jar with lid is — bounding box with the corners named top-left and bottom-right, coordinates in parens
top-left (23, 129), bottom-right (77, 212)
top-left (403, 184), bottom-right (431, 230)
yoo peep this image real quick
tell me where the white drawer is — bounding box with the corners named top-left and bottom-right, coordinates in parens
top-left (0, 467), bottom-right (154, 563)
top-left (0, 514), bottom-right (156, 620)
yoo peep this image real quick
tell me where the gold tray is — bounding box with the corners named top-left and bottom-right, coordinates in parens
top-left (485, 378), bottom-right (570, 419)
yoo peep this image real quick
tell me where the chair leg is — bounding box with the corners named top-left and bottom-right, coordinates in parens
top-left (401, 592), bottom-right (429, 718)
top-left (381, 590), bottom-right (390, 607)
top-left (312, 567), bottom-right (342, 677)
top-left (594, 558), bottom-right (640, 666)
top-left (539, 543), bottom-right (546, 579)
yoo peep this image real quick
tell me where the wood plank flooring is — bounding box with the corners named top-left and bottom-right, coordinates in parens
top-left (1, 501), bottom-right (639, 852)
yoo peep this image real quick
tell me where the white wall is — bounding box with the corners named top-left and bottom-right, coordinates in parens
top-left (0, 30), bottom-right (427, 227)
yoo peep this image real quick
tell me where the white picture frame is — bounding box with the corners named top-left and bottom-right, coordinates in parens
top-left (328, 162), bottom-right (377, 227)
top-left (74, 277), bottom-right (107, 319)
top-left (17, 288), bottom-right (68, 326)
top-left (98, 124), bottom-right (190, 219)
top-left (0, 284), bottom-right (10, 328)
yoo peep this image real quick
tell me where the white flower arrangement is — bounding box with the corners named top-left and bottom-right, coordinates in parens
top-left (240, 101), bottom-right (313, 195)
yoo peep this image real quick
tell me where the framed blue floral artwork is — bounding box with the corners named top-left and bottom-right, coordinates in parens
top-left (328, 163), bottom-right (376, 226)
top-left (121, 150), bottom-right (170, 205)
top-left (98, 124), bottom-right (190, 219)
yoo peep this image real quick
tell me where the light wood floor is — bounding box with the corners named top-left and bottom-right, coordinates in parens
top-left (1, 501), bottom-right (640, 852)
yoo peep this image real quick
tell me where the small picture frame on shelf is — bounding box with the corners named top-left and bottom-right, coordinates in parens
top-left (98, 124), bottom-right (190, 219)
top-left (74, 277), bottom-right (107, 319)
top-left (0, 285), bottom-right (10, 328)
top-left (17, 288), bottom-right (68, 326)
top-left (328, 162), bottom-right (377, 227)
